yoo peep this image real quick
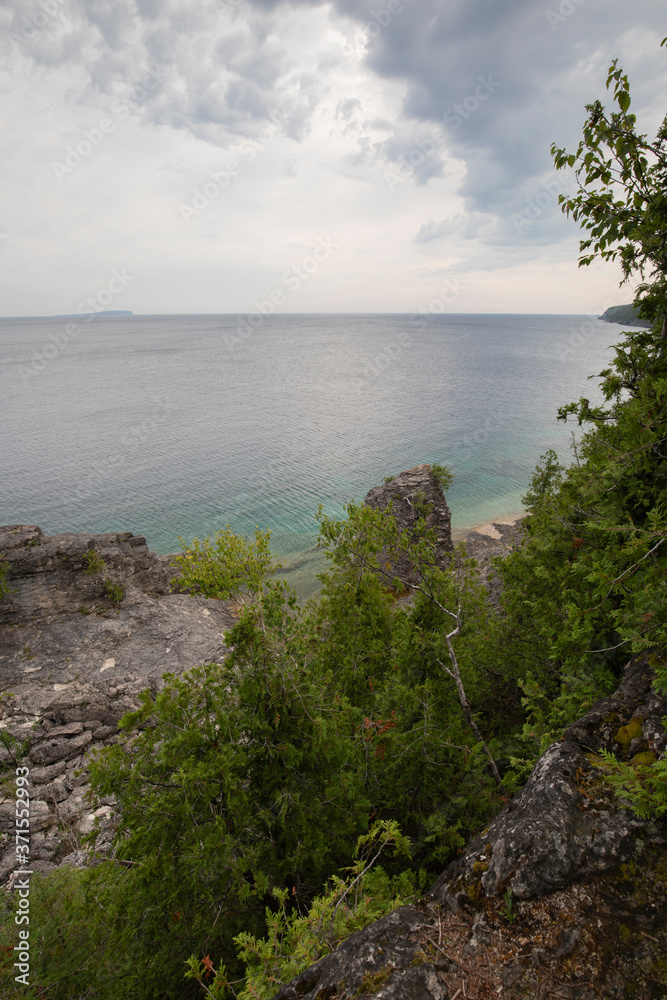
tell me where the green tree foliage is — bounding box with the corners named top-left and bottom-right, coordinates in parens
top-left (185, 821), bottom-right (417, 1000)
top-left (0, 865), bottom-right (120, 999)
top-left (171, 526), bottom-right (276, 601)
top-left (6, 501), bottom-right (514, 999)
top-left (81, 548), bottom-right (106, 574)
top-left (543, 55), bottom-right (666, 678)
top-left (491, 52), bottom-right (667, 769)
top-left (315, 499), bottom-right (502, 786)
top-left (102, 580), bottom-right (125, 605)
top-left (597, 749), bottom-right (667, 820)
top-left (551, 59), bottom-right (667, 290)
top-left (83, 591), bottom-right (371, 997)
top-left (430, 462), bottom-right (454, 495)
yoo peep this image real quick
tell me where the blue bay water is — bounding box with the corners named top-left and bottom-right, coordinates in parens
top-left (0, 313), bottom-right (625, 594)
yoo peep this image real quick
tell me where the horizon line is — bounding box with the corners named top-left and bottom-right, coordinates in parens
top-left (0, 309), bottom-right (618, 320)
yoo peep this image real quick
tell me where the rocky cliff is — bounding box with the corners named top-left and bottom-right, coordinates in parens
top-left (364, 465), bottom-right (524, 603)
top-left (364, 465), bottom-right (454, 585)
top-left (0, 524), bottom-right (236, 883)
top-left (272, 652), bottom-right (667, 1000)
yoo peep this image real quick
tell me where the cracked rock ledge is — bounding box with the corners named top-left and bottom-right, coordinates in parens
top-left (0, 523), bottom-right (237, 884)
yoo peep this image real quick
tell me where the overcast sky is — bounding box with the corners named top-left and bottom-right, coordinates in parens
top-left (1, 0), bottom-right (665, 315)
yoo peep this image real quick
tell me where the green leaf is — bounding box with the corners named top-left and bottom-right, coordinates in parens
top-left (617, 90), bottom-right (631, 113)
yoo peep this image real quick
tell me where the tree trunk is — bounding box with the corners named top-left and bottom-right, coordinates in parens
top-left (438, 640), bottom-right (502, 787)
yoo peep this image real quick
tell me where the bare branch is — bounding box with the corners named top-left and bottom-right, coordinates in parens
top-left (436, 649), bottom-right (502, 788)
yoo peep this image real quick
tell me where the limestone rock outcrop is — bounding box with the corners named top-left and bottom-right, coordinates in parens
top-left (364, 465), bottom-right (453, 585)
top-left (0, 524), bottom-right (236, 883)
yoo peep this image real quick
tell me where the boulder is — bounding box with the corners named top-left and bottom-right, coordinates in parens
top-left (273, 908), bottom-right (447, 1000)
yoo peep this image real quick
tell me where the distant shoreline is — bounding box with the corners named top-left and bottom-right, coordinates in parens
top-left (599, 304), bottom-right (651, 328)
top-left (51, 310), bottom-right (134, 318)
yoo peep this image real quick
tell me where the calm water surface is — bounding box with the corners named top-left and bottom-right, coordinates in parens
top-left (0, 313), bottom-right (626, 594)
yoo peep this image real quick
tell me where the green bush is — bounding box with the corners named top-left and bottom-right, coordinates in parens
top-left (186, 821), bottom-right (419, 1000)
top-left (430, 462), bottom-right (453, 495)
top-left (103, 580), bottom-right (125, 605)
top-left (171, 525), bottom-right (276, 601)
top-left (82, 548), bottom-right (106, 574)
top-left (0, 865), bottom-right (128, 999)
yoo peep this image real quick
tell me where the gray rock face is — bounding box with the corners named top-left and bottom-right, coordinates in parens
top-left (563, 650), bottom-right (667, 759)
top-left (0, 524), bottom-right (175, 624)
top-left (272, 651), bottom-right (667, 1000)
top-left (0, 523), bottom-right (237, 883)
top-left (29, 730), bottom-right (94, 767)
top-left (435, 740), bottom-right (647, 903)
top-left (364, 465), bottom-right (453, 586)
top-left (433, 656), bottom-right (667, 905)
top-left (272, 907), bottom-right (447, 1000)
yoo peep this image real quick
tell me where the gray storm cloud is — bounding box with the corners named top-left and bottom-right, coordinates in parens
top-left (343, 0), bottom-right (666, 244)
top-left (3, 0), bottom-right (666, 256)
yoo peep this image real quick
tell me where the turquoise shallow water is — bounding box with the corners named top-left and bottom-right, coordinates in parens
top-left (0, 312), bottom-right (625, 595)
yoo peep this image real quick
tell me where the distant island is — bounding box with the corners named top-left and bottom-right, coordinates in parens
top-left (52, 310), bottom-right (134, 318)
top-left (599, 303), bottom-right (651, 327)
